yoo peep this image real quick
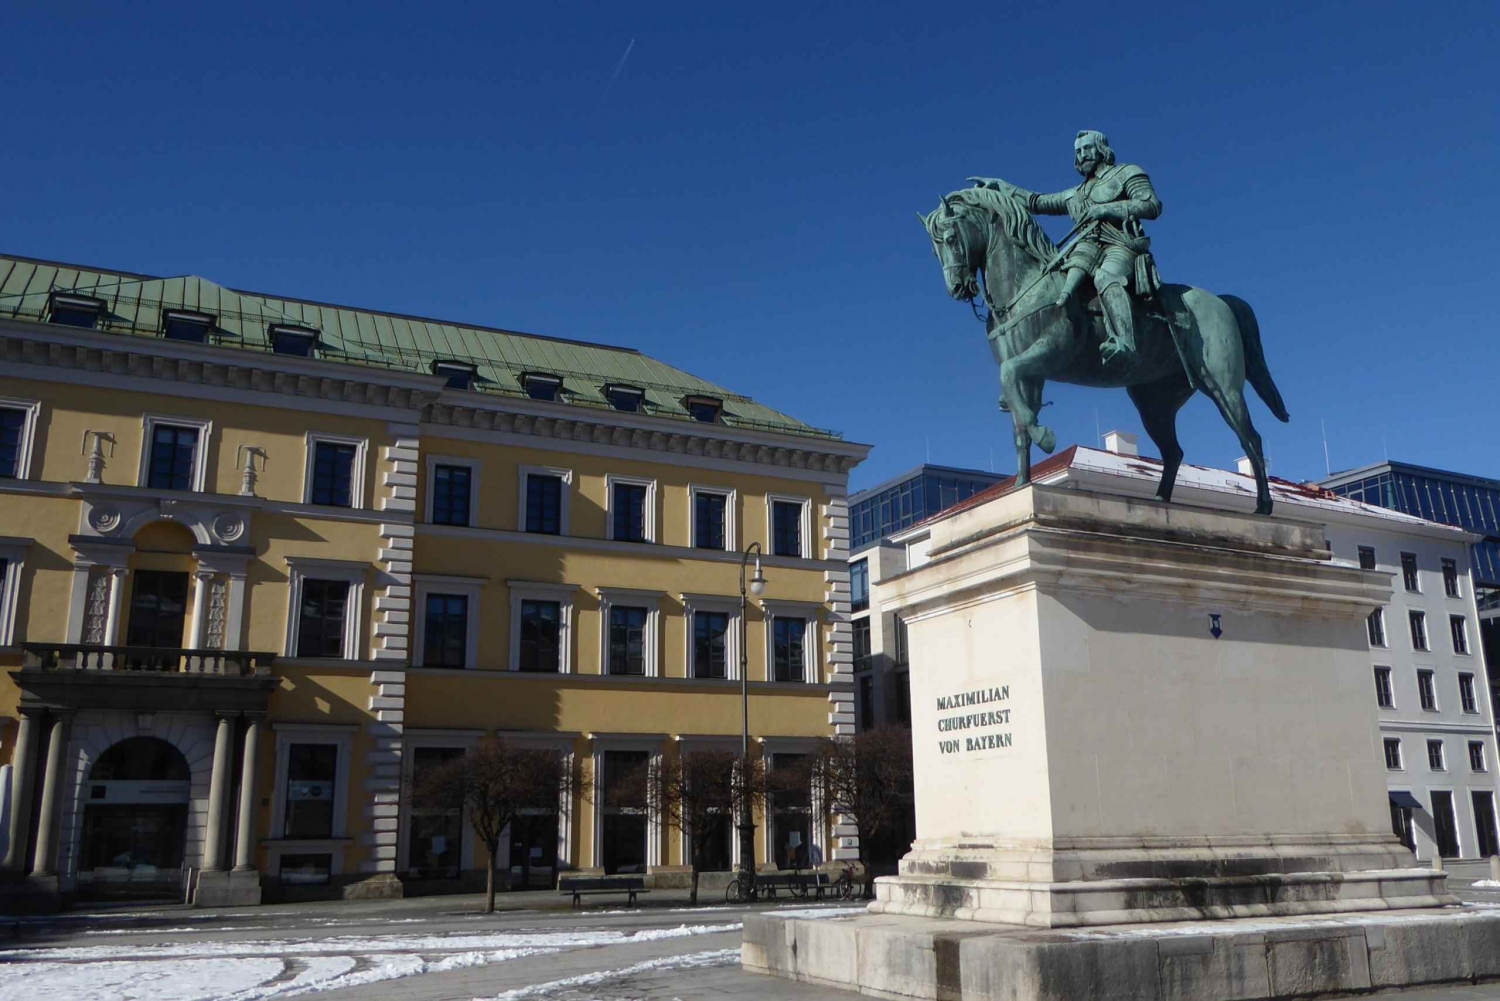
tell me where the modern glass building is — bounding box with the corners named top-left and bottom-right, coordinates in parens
top-left (848, 464), bottom-right (1004, 551)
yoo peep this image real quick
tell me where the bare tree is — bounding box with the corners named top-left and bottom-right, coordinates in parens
top-left (417, 738), bottom-right (581, 913)
top-left (808, 726), bottom-right (914, 898)
top-left (647, 749), bottom-right (765, 904)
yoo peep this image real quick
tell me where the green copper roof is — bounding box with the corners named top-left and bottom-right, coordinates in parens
top-left (0, 255), bottom-right (839, 440)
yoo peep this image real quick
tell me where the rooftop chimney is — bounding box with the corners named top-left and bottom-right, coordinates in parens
top-left (1102, 430), bottom-right (1138, 457)
top-left (1236, 456), bottom-right (1254, 476)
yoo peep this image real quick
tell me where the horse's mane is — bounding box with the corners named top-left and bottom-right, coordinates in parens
top-left (943, 187), bottom-right (1057, 266)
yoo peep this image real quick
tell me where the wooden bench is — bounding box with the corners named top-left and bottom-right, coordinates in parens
top-left (560, 876), bottom-right (649, 907)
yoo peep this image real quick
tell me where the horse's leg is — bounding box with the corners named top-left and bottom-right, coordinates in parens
top-left (1127, 375), bottom-right (1193, 503)
top-left (1188, 291), bottom-right (1274, 514)
top-left (1023, 379), bottom-right (1055, 453)
top-left (1213, 383), bottom-right (1272, 514)
top-left (1000, 325), bottom-right (1072, 466)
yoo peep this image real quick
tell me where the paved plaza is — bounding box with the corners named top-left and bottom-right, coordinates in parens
top-left (0, 864), bottom-right (1496, 999)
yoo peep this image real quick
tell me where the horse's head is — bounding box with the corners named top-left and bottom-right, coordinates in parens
top-left (920, 193), bottom-right (984, 303)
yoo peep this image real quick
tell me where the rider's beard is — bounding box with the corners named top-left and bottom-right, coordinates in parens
top-left (1075, 155), bottom-right (1098, 177)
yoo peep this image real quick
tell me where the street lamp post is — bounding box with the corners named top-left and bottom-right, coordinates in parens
top-left (737, 542), bottom-right (767, 899)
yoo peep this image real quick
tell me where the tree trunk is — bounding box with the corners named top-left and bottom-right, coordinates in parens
top-left (690, 839), bottom-right (700, 905)
top-left (857, 840), bottom-right (873, 900)
top-left (485, 841), bottom-right (498, 913)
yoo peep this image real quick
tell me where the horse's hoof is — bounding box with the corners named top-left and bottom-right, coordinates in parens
top-left (1254, 501), bottom-right (1273, 516)
top-left (1030, 426), bottom-right (1056, 453)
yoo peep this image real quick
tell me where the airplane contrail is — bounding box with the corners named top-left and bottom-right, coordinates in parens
top-left (602, 38), bottom-right (635, 102)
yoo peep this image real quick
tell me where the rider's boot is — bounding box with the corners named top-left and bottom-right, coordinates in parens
top-left (1099, 284), bottom-right (1138, 364)
top-left (1053, 266), bottom-right (1086, 308)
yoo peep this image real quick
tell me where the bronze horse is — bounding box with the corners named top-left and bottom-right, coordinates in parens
top-left (922, 186), bottom-right (1289, 514)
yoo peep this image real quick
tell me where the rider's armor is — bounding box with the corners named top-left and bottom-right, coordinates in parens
top-left (1027, 162), bottom-right (1162, 302)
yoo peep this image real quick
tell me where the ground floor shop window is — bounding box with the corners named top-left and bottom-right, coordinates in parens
top-left (510, 812), bottom-right (560, 887)
top-left (600, 750), bottom-right (650, 874)
top-left (408, 746), bottom-right (463, 878)
top-left (285, 743), bottom-right (338, 838)
top-left (82, 804), bottom-right (186, 873)
top-left (280, 853), bottom-right (332, 885)
top-left (1431, 790), bottom-right (1460, 858)
top-left (769, 752), bottom-right (812, 870)
top-left (1390, 802), bottom-right (1415, 851)
top-left (1474, 790), bottom-right (1500, 858)
top-left (693, 812), bottom-right (733, 872)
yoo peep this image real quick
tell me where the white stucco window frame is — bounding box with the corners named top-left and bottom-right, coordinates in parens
top-left (412, 574), bottom-right (485, 669)
top-left (1427, 784), bottom-right (1462, 859)
top-left (605, 473), bottom-right (659, 543)
top-left (284, 557), bottom-right (368, 659)
top-left (138, 413), bottom-right (214, 493)
top-left (424, 454), bottom-right (481, 527)
top-left (267, 722), bottom-right (357, 878)
top-left (688, 484), bottom-right (737, 551)
top-left (760, 736), bottom-right (830, 867)
top-left (508, 580), bottom-right (577, 673)
top-left (674, 735), bottom-right (745, 868)
top-left (517, 465), bottom-right (574, 534)
top-left (0, 537), bottom-right (32, 647)
top-left (766, 493), bottom-right (814, 559)
top-left (0, 397), bottom-right (42, 480)
top-left (302, 432), bottom-right (370, 509)
top-left (596, 586), bottom-right (663, 678)
top-left (400, 728), bottom-right (485, 877)
top-left (761, 599), bottom-right (824, 685)
top-left (590, 734), bottom-right (665, 871)
top-left (681, 592), bottom-right (743, 681)
top-left (501, 732), bottom-right (579, 872)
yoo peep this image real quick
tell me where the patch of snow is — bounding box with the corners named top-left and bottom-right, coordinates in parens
top-left (481, 948), bottom-right (741, 1000)
top-left (0, 957), bottom-right (283, 1001)
top-left (1472, 879), bottom-right (1500, 888)
top-left (1060, 907), bottom-right (1500, 940)
top-left (771, 906), bottom-right (869, 919)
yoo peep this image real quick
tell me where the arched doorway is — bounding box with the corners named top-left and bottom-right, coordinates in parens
top-left (78, 736), bottom-right (190, 898)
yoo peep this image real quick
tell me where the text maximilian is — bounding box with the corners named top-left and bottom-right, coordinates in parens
top-left (934, 686), bottom-right (1009, 712)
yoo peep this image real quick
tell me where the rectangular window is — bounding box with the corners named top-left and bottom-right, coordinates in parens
top-left (1461, 673), bottom-right (1479, 714)
top-left (147, 424), bottom-right (199, 491)
top-left (526, 475), bottom-right (563, 535)
top-left (1474, 791), bottom-right (1500, 858)
top-left (1443, 558), bottom-right (1460, 598)
top-left (1409, 610), bottom-right (1428, 651)
top-left (0, 408), bottom-right (27, 479)
top-left (1470, 741), bottom-right (1488, 772)
top-left (1367, 609), bottom-right (1386, 647)
top-left (894, 615), bottom-right (909, 665)
top-left (1432, 790), bottom-right (1460, 857)
top-left (1427, 739), bottom-right (1446, 771)
top-left (772, 500), bottom-right (804, 557)
top-left (605, 386), bottom-right (643, 412)
top-left (271, 326), bottom-right (317, 357)
top-left (279, 852), bottom-right (332, 885)
top-left (435, 363), bottom-right (475, 390)
top-left (422, 593), bottom-right (469, 668)
top-left (1401, 552), bottom-right (1420, 592)
top-left (162, 310), bottom-right (211, 342)
top-left (1373, 666), bottom-right (1394, 709)
top-left (607, 605), bottom-right (648, 676)
top-left (694, 491), bottom-right (727, 550)
top-left (850, 559), bottom-right (869, 613)
top-left (310, 441), bottom-right (357, 507)
top-left (612, 482), bottom-right (648, 542)
top-left (409, 746), bottom-right (464, 877)
top-left (1383, 737), bottom-right (1403, 770)
top-left (431, 464), bottom-right (472, 526)
top-left (692, 611), bottom-right (729, 679)
top-left (1451, 615), bottom-right (1469, 655)
top-left (853, 617), bottom-right (872, 672)
top-left (519, 599), bottom-right (561, 672)
top-left (523, 374), bottom-right (562, 401)
top-left (1357, 546), bottom-right (1377, 571)
top-left (297, 579), bottom-right (351, 658)
top-left (125, 570), bottom-right (190, 648)
top-left (685, 396), bottom-right (721, 423)
top-left (284, 743), bottom-right (338, 837)
top-left (773, 617), bottom-right (806, 682)
top-left (859, 675), bottom-right (874, 731)
top-left (1418, 669), bottom-right (1437, 711)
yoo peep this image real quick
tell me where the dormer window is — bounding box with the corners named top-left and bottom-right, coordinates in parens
top-left (432, 360), bottom-right (477, 391)
top-left (47, 293), bottom-right (105, 329)
top-left (162, 310), bottom-right (214, 343)
top-left (522, 373), bottom-right (564, 402)
top-left (270, 324), bottom-right (319, 357)
top-left (684, 395), bottom-right (723, 424)
top-left (603, 384), bottom-right (644, 413)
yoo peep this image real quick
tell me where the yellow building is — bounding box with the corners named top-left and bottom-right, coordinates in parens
top-left (0, 255), bottom-right (868, 908)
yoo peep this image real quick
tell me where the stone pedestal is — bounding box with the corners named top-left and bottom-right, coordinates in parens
top-left (193, 869), bottom-right (262, 907)
top-left (746, 484), bottom-right (1485, 999)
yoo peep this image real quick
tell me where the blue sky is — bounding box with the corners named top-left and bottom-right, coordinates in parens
top-left (3, 3), bottom-right (1496, 491)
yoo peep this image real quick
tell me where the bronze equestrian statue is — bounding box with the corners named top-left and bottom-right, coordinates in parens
top-left (922, 130), bottom-right (1289, 514)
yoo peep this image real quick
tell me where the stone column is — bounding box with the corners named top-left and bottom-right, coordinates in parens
top-left (1, 708), bottom-right (42, 872)
top-left (188, 570), bottom-right (215, 649)
top-left (232, 714), bottom-right (264, 871)
top-left (200, 712), bottom-right (236, 872)
top-left (102, 566), bottom-right (129, 645)
top-left (30, 711), bottom-right (73, 876)
top-left (224, 572), bottom-right (249, 652)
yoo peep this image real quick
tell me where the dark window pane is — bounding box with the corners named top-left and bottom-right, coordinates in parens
top-left (431, 464), bottom-right (472, 526)
top-left (526, 475), bottom-right (563, 535)
top-left (850, 560), bottom-right (869, 613)
top-left (272, 330), bottom-right (316, 356)
top-left (298, 579), bottom-right (350, 658)
top-left (437, 365), bottom-right (473, 390)
top-left (688, 401), bottom-right (720, 423)
top-left (613, 483), bottom-right (648, 542)
top-left (607, 389), bottom-right (641, 412)
top-left (284, 743), bottom-right (338, 838)
top-left (772, 501), bottom-right (803, 557)
top-left (423, 593), bottom-right (469, 668)
top-left (163, 314), bottom-right (210, 342)
top-left (1357, 546), bottom-right (1376, 571)
top-left (125, 571), bottom-right (190, 648)
top-left (311, 442), bottom-right (357, 507)
top-left (608, 605), bottom-right (648, 675)
top-left (519, 599), bottom-right (561, 672)
top-left (409, 746), bottom-right (463, 877)
top-left (525, 377), bottom-right (561, 401)
top-left (147, 425), bottom-right (199, 491)
top-left (693, 611), bottom-right (728, 679)
top-left (853, 618), bottom-right (872, 672)
top-left (279, 852), bottom-right (332, 885)
top-left (695, 492), bottom-right (727, 550)
top-left (0, 408), bottom-right (23, 478)
top-left (773, 617), bottom-right (806, 682)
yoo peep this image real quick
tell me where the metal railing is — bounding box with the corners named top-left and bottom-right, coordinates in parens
top-left (21, 643), bottom-right (276, 677)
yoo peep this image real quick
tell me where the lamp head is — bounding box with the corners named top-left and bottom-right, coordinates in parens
top-left (749, 557), bottom-right (767, 596)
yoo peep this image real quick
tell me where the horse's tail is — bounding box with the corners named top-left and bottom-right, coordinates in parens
top-left (1223, 294), bottom-right (1289, 423)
